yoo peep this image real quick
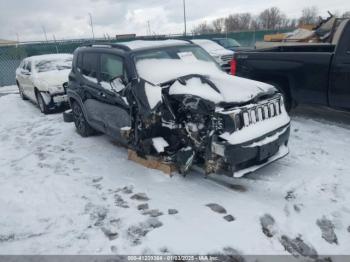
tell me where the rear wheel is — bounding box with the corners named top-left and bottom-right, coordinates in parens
top-left (36, 91), bottom-right (50, 114)
top-left (72, 101), bottom-right (95, 137)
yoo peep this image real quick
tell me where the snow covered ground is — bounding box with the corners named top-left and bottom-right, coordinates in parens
top-left (0, 85), bottom-right (350, 257)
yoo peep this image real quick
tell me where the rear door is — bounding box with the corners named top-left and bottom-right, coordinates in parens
top-left (77, 52), bottom-right (106, 131)
top-left (329, 21), bottom-right (350, 109)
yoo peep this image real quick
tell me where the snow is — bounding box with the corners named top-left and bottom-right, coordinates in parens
top-left (136, 59), bottom-right (275, 104)
top-left (191, 39), bottom-right (234, 56)
top-left (152, 137), bottom-right (169, 153)
top-left (120, 40), bottom-right (189, 50)
top-left (144, 82), bottom-right (162, 109)
top-left (169, 78), bottom-right (223, 103)
top-left (0, 90), bottom-right (350, 256)
top-left (24, 53), bottom-right (72, 64)
top-left (220, 110), bottom-right (290, 145)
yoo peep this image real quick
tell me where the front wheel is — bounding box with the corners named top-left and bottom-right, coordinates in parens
top-left (72, 102), bottom-right (95, 137)
top-left (17, 83), bottom-right (27, 100)
top-left (268, 82), bottom-right (292, 112)
top-left (36, 91), bottom-right (50, 114)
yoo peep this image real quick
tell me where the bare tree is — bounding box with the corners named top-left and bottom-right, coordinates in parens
top-left (342, 11), bottom-right (350, 18)
top-left (299, 6), bottom-right (319, 25)
top-left (192, 21), bottom-right (214, 35)
top-left (258, 7), bottom-right (286, 30)
top-left (225, 13), bottom-right (252, 32)
top-left (212, 18), bottom-right (225, 33)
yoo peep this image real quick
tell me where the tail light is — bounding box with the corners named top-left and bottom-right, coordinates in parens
top-left (230, 59), bottom-right (237, 75)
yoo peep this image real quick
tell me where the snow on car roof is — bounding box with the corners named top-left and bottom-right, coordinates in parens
top-left (119, 40), bottom-right (190, 50)
top-left (24, 53), bottom-right (73, 62)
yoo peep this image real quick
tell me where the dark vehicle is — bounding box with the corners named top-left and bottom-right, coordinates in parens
top-left (233, 19), bottom-right (350, 111)
top-left (67, 40), bottom-right (290, 177)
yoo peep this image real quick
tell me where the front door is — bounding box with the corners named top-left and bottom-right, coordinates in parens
top-left (97, 53), bottom-right (131, 144)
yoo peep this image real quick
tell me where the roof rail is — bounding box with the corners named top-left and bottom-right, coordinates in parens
top-left (82, 42), bottom-right (131, 51)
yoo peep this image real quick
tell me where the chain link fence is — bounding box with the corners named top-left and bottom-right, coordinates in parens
top-left (0, 29), bottom-right (290, 86)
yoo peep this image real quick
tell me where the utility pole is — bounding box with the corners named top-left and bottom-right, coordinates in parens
top-left (147, 20), bottom-right (151, 36)
top-left (88, 13), bottom-right (95, 40)
top-left (183, 0), bottom-right (187, 36)
top-left (41, 25), bottom-right (48, 42)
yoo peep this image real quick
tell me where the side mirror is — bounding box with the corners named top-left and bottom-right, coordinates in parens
top-left (22, 69), bottom-right (31, 76)
top-left (110, 77), bottom-right (126, 92)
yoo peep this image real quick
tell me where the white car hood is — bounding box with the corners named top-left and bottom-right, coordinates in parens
top-left (137, 59), bottom-right (276, 104)
top-left (209, 48), bottom-right (234, 57)
top-left (35, 69), bottom-right (70, 87)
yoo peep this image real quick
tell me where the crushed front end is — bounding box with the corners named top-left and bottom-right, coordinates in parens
top-left (128, 76), bottom-right (290, 178)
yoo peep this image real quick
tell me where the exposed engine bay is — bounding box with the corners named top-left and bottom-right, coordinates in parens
top-left (122, 74), bottom-right (290, 176)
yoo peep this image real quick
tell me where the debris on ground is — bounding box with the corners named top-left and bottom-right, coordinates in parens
top-left (279, 235), bottom-right (318, 259)
top-left (114, 194), bottom-right (129, 208)
top-left (101, 227), bottom-right (119, 241)
top-left (168, 209), bottom-right (178, 215)
top-left (316, 217), bottom-right (338, 245)
top-left (137, 203), bottom-right (149, 211)
top-left (260, 214), bottom-right (276, 238)
top-left (206, 203), bottom-right (227, 214)
top-left (130, 193), bottom-right (150, 201)
top-left (142, 209), bottom-right (163, 217)
top-left (223, 215), bottom-right (235, 222)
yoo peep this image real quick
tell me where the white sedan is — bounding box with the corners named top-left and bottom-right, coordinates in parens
top-left (15, 54), bottom-right (73, 114)
top-left (190, 39), bottom-right (234, 72)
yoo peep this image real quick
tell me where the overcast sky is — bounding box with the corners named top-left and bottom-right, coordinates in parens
top-left (0, 0), bottom-right (349, 42)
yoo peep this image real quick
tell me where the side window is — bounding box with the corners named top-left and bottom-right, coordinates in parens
top-left (100, 54), bottom-right (125, 82)
top-left (81, 53), bottom-right (98, 80)
top-left (25, 61), bottom-right (32, 72)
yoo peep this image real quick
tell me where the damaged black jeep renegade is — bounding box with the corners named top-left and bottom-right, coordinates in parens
top-left (67, 40), bottom-right (290, 177)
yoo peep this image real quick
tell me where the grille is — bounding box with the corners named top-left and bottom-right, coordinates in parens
top-left (221, 54), bottom-right (233, 63)
top-left (228, 97), bottom-right (283, 131)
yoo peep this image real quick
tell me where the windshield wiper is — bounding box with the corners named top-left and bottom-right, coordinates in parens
top-left (159, 74), bottom-right (221, 94)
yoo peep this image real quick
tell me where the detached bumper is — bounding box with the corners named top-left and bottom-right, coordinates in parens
top-left (212, 124), bottom-right (290, 177)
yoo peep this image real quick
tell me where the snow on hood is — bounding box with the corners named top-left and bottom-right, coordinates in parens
top-left (191, 39), bottom-right (234, 56)
top-left (35, 69), bottom-right (70, 87)
top-left (136, 59), bottom-right (276, 104)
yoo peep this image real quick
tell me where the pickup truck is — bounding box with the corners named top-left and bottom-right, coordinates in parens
top-left (232, 19), bottom-right (350, 111)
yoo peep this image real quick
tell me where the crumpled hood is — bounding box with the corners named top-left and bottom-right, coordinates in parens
top-left (169, 73), bottom-right (275, 104)
top-left (35, 69), bottom-right (70, 87)
top-left (136, 59), bottom-right (276, 104)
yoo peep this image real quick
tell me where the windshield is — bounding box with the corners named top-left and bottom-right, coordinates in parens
top-left (218, 38), bottom-right (241, 48)
top-left (35, 57), bottom-right (72, 73)
top-left (134, 46), bottom-right (223, 84)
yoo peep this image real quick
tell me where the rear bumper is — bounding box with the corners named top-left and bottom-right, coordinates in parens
top-left (212, 124), bottom-right (290, 177)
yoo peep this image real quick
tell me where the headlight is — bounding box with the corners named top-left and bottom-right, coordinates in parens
top-left (48, 85), bottom-right (63, 94)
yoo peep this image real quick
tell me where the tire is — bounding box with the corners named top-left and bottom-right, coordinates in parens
top-left (36, 91), bottom-right (50, 114)
top-left (17, 83), bottom-right (27, 100)
top-left (268, 82), bottom-right (292, 112)
top-left (63, 110), bottom-right (74, 123)
top-left (72, 101), bottom-right (95, 137)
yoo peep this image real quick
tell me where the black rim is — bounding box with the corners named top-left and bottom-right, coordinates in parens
top-left (73, 104), bottom-right (85, 132)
